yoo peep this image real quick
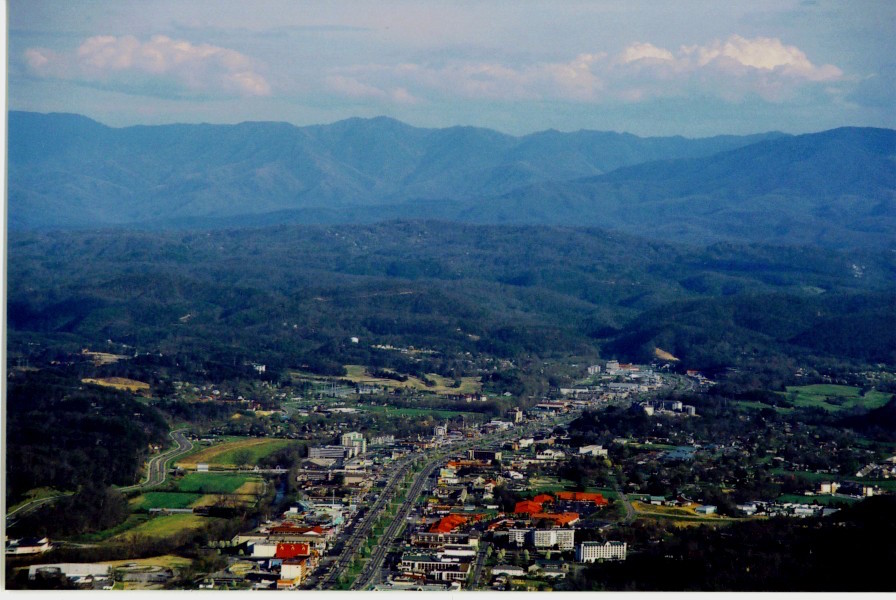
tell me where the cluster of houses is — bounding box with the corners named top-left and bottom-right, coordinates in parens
top-left (213, 507), bottom-right (346, 590)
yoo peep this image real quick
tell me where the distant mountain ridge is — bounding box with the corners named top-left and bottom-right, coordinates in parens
top-left (8, 111), bottom-right (783, 225)
top-left (8, 111), bottom-right (896, 249)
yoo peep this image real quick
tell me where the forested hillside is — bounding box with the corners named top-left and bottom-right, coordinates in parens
top-left (8, 222), bottom-right (895, 381)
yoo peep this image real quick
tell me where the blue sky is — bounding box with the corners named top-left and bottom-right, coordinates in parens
top-left (7, 0), bottom-right (895, 136)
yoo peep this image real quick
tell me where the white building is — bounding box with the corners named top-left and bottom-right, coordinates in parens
top-left (341, 431), bottom-right (367, 455)
top-left (578, 445), bottom-right (608, 457)
top-left (576, 541), bottom-right (627, 562)
top-left (529, 529), bottom-right (575, 550)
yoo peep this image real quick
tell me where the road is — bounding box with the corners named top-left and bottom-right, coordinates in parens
top-left (467, 541), bottom-right (491, 590)
top-left (7, 429), bottom-right (192, 526)
top-left (119, 429), bottom-right (193, 491)
top-left (314, 453), bottom-right (420, 589)
top-left (6, 493), bottom-right (73, 528)
top-left (352, 458), bottom-right (441, 590)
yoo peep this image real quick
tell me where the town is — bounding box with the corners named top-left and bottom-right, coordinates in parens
top-left (8, 352), bottom-right (894, 591)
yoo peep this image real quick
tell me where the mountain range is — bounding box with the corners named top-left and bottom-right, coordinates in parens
top-left (8, 111), bottom-right (896, 248)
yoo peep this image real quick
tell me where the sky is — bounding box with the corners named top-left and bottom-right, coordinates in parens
top-left (7, 0), bottom-right (896, 137)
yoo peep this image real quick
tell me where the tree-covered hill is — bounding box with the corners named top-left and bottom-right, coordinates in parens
top-left (8, 222), bottom-right (895, 377)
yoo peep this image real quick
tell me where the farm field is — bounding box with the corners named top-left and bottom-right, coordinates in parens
top-left (357, 404), bottom-right (480, 420)
top-left (106, 555), bottom-right (194, 569)
top-left (175, 437), bottom-right (297, 469)
top-left (112, 513), bottom-right (208, 542)
top-left (779, 384), bottom-right (892, 412)
top-left (777, 494), bottom-right (859, 506)
top-left (175, 472), bottom-right (264, 495)
top-left (291, 364), bottom-right (481, 396)
top-left (130, 492), bottom-right (204, 510)
top-left (81, 377), bottom-right (150, 392)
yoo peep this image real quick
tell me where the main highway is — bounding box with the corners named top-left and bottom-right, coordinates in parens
top-left (119, 428), bottom-right (193, 491)
top-left (352, 458), bottom-right (441, 590)
top-left (314, 453), bottom-right (421, 589)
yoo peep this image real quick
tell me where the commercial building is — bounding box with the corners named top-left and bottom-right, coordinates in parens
top-left (341, 432), bottom-right (367, 456)
top-left (576, 541), bottom-right (627, 562)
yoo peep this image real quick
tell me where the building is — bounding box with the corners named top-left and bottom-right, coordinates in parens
top-left (309, 445), bottom-right (351, 460)
top-left (576, 541), bottom-right (627, 562)
top-left (399, 553), bottom-right (471, 581)
top-left (578, 445), bottom-right (608, 457)
top-left (7, 537), bottom-right (51, 555)
top-left (341, 432), bottom-right (367, 456)
top-left (530, 528), bottom-right (575, 550)
top-left (28, 563), bottom-right (111, 583)
top-left (469, 449), bottom-right (502, 462)
top-left (696, 505), bottom-right (717, 515)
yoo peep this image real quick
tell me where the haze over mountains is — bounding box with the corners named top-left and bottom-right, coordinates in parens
top-left (9, 111), bottom-right (896, 248)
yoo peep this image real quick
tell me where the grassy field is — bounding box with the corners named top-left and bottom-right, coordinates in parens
top-left (175, 437), bottom-right (296, 469)
top-left (778, 384), bottom-right (892, 412)
top-left (777, 494), bottom-right (859, 506)
top-left (529, 477), bottom-right (577, 494)
top-left (771, 469), bottom-right (845, 483)
top-left (73, 514), bottom-right (151, 542)
top-left (130, 492), bottom-right (204, 510)
top-left (106, 555), bottom-right (193, 570)
top-left (112, 514), bottom-right (208, 542)
top-left (358, 404), bottom-right (479, 419)
top-left (176, 472), bottom-right (263, 494)
top-left (81, 377), bottom-right (150, 392)
top-left (293, 364), bottom-right (482, 396)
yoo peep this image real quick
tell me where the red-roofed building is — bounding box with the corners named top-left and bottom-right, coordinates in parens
top-left (275, 542), bottom-right (310, 559)
top-left (531, 512), bottom-right (580, 526)
top-left (514, 500), bottom-right (544, 514)
top-left (555, 491), bottom-right (608, 506)
top-left (430, 514), bottom-right (468, 533)
top-left (533, 494), bottom-right (554, 504)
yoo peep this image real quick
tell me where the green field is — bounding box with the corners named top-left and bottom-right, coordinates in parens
top-left (358, 404), bottom-right (479, 419)
top-left (771, 469), bottom-right (843, 483)
top-left (176, 437), bottom-right (297, 468)
top-left (112, 513), bottom-right (208, 541)
top-left (176, 473), bottom-right (261, 494)
top-left (73, 513), bottom-right (151, 542)
top-left (130, 492), bottom-right (204, 510)
top-left (777, 494), bottom-right (859, 506)
top-left (779, 384), bottom-right (892, 412)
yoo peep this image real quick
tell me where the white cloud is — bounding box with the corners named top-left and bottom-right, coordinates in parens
top-left (682, 35), bottom-right (842, 81)
top-left (25, 35), bottom-right (271, 97)
top-left (619, 42), bottom-right (675, 64)
top-left (323, 35), bottom-right (840, 107)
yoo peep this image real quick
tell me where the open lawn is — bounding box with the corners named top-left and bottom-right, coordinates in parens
top-left (528, 477), bottom-right (577, 494)
top-left (106, 555), bottom-right (193, 570)
top-left (71, 514), bottom-right (150, 543)
top-left (771, 469), bottom-right (846, 483)
top-left (176, 473), bottom-right (262, 495)
top-left (175, 437), bottom-right (296, 469)
top-left (130, 492), bottom-right (204, 510)
top-left (777, 494), bottom-right (859, 506)
top-left (112, 514), bottom-right (207, 542)
top-left (301, 364), bottom-right (482, 396)
top-left (778, 384), bottom-right (892, 412)
top-left (358, 404), bottom-right (479, 420)
top-left (81, 377), bottom-right (150, 392)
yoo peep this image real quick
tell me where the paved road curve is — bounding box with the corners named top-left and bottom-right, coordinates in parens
top-left (119, 429), bottom-right (193, 491)
top-left (7, 429), bottom-right (192, 526)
